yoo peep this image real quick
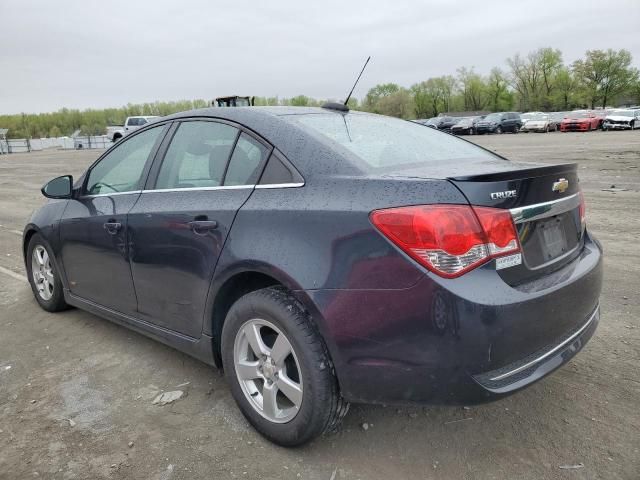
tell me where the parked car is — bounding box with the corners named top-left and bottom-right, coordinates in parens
top-left (26, 106), bottom-right (602, 446)
top-left (559, 111), bottom-right (601, 132)
top-left (475, 112), bottom-right (522, 134)
top-left (411, 118), bottom-right (438, 128)
top-left (602, 109), bottom-right (640, 130)
top-left (519, 111), bottom-right (545, 129)
top-left (521, 113), bottom-right (558, 133)
top-left (450, 116), bottom-right (481, 135)
top-left (107, 116), bottom-right (160, 142)
top-left (437, 116), bottom-right (463, 132)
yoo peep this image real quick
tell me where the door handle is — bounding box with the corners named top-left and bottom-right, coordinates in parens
top-left (103, 221), bottom-right (122, 235)
top-left (188, 220), bottom-right (218, 234)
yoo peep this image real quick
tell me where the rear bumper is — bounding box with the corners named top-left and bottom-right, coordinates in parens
top-left (297, 233), bottom-right (603, 405)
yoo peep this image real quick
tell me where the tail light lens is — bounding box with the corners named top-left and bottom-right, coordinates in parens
top-left (578, 190), bottom-right (586, 229)
top-left (370, 205), bottom-right (520, 278)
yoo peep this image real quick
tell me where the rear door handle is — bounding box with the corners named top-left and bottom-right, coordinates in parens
top-left (188, 220), bottom-right (218, 234)
top-left (103, 221), bottom-right (122, 235)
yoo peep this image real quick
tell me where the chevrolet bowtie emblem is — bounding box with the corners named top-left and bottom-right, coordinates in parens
top-left (552, 178), bottom-right (569, 193)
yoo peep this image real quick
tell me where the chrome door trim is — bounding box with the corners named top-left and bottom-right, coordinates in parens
top-left (255, 182), bottom-right (305, 189)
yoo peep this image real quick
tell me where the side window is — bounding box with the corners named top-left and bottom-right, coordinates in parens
top-left (86, 126), bottom-right (163, 195)
top-left (155, 121), bottom-right (239, 190)
top-left (259, 150), bottom-right (304, 185)
top-left (224, 133), bottom-right (270, 186)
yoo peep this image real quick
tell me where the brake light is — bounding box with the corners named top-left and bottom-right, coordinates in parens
top-left (370, 205), bottom-right (520, 278)
top-left (578, 190), bottom-right (586, 229)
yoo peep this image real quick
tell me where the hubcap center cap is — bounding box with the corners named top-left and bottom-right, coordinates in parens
top-left (262, 358), bottom-right (277, 380)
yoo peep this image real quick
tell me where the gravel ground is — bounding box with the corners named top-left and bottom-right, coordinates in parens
top-left (0, 130), bottom-right (638, 479)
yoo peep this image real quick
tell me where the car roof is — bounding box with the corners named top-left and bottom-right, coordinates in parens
top-left (162, 106), bottom-right (370, 177)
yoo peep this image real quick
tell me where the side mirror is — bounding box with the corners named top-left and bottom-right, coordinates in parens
top-left (41, 175), bottom-right (73, 199)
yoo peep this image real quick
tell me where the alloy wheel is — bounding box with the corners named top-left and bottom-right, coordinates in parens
top-left (31, 245), bottom-right (54, 301)
top-left (233, 318), bottom-right (303, 423)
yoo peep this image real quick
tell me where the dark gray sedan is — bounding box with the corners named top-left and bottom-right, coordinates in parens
top-left (24, 106), bottom-right (602, 446)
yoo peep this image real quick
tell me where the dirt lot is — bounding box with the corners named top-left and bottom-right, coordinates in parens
top-left (0, 131), bottom-right (639, 480)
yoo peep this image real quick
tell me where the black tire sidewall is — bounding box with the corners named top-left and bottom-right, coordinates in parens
top-left (221, 288), bottom-right (338, 447)
top-left (26, 233), bottom-right (67, 312)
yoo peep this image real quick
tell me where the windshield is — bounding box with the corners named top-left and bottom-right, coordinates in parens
top-left (609, 110), bottom-right (634, 117)
top-left (286, 113), bottom-right (497, 171)
top-left (530, 114), bottom-right (549, 121)
top-left (568, 112), bottom-right (590, 119)
top-left (483, 113), bottom-right (502, 122)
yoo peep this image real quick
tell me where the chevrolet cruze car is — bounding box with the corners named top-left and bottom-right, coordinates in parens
top-left (25, 106), bottom-right (602, 446)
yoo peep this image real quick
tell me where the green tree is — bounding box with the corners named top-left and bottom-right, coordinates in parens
top-left (457, 67), bottom-right (487, 110)
top-left (573, 49), bottom-right (639, 108)
top-left (290, 95), bottom-right (310, 107)
top-left (487, 68), bottom-right (513, 112)
top-left (375, 89), bottom-right (414, 119)
top-left (364, 83), bottom-right (401, 112)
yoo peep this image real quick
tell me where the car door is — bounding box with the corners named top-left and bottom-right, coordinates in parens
top-left (127, 119), bottom-right (271, 337)
top-left (59, 124), bottom-right (167, 315)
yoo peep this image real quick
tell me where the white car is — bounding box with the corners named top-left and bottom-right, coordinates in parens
top-left (521, 113), bottom-right (558, 133)
top-left (520, 111), bottom-right (545, 130)
top-left (602, 109), bottom-right (640, 131)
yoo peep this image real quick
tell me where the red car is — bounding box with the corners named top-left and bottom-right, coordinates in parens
top-left (559, 111), bottom-right (601, 132)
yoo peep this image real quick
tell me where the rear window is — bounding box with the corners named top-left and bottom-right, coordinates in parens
top-left (287, 113), bottom-right (496, 171)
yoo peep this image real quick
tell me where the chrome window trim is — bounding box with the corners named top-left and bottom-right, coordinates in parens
top-left (80, 190), bottom-right (143, 199)
top-left (138, 182), bottom-right (305, 193)
top-left (142, 185), bottom-right (253, 194)
top-left (489, 306), bottom-right (599, 382)
top-left (255, 182), bottom-right (305, 189)
top-left (509, 193), bottom-right (579, 224)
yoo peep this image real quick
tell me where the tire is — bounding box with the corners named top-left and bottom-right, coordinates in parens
top-left (221, 287), bottom-right (348, 446)
top-left (26, 233), bottom-right (69, 312)
top-left (545, 125), bottom-right (549, 133)
top-left (495, 126), bottom-right (503, 134)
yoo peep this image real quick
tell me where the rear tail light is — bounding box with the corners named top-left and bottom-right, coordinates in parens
top-left (370, 205), bottom-right (520, 278)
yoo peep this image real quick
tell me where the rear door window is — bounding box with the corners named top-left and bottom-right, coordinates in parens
top-left (224, 133), bottom-right (270, 186)
top-left (155, 121), bottom-right (239, 189)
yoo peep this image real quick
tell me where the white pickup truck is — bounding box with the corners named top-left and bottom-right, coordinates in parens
top-left (107, 116), bottom-right (160, 142)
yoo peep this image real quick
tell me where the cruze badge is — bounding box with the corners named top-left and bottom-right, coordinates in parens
top-left (490, 190), bottom-right (517, 200)
top-left (552, 178), bottom-right (569, 193)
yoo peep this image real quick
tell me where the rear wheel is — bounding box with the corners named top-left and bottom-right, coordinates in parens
top-left (222, 287), bottom-right (348, 446)
top-left (26, 234), bottom-right (68, 312)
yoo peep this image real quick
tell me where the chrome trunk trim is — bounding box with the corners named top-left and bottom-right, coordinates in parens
top-left (509, 193), bottom-right (579, 224)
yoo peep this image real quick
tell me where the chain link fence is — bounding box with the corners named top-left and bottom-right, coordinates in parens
top-left (0, 135), bottom-right (113, 154)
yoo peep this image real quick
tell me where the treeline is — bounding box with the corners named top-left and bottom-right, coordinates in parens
top-left (1, 48), bottom-right (638, 139)
top-left (363, 48), bottom-right (639, 119)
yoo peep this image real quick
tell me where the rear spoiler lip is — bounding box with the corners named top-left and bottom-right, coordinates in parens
top-left (449, 162), bottom-right (578, 182)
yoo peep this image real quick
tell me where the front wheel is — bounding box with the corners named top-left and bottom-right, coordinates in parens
top-left (495, 126), bottom-right (503, 134)
top-left (26, 233), bottom-right (69, 312)
top-left (222, 287), bottom-right (348, 446)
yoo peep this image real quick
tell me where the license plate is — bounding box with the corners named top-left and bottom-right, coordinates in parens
top-left (540, 219), bottom-right (567, 259)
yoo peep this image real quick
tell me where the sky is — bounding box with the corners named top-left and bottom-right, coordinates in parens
top-left (1, 0), bottom-right (639, 114)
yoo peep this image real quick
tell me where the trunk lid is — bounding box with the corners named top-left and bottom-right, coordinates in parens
top-left (447, 162), bottom-right (584, 284)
